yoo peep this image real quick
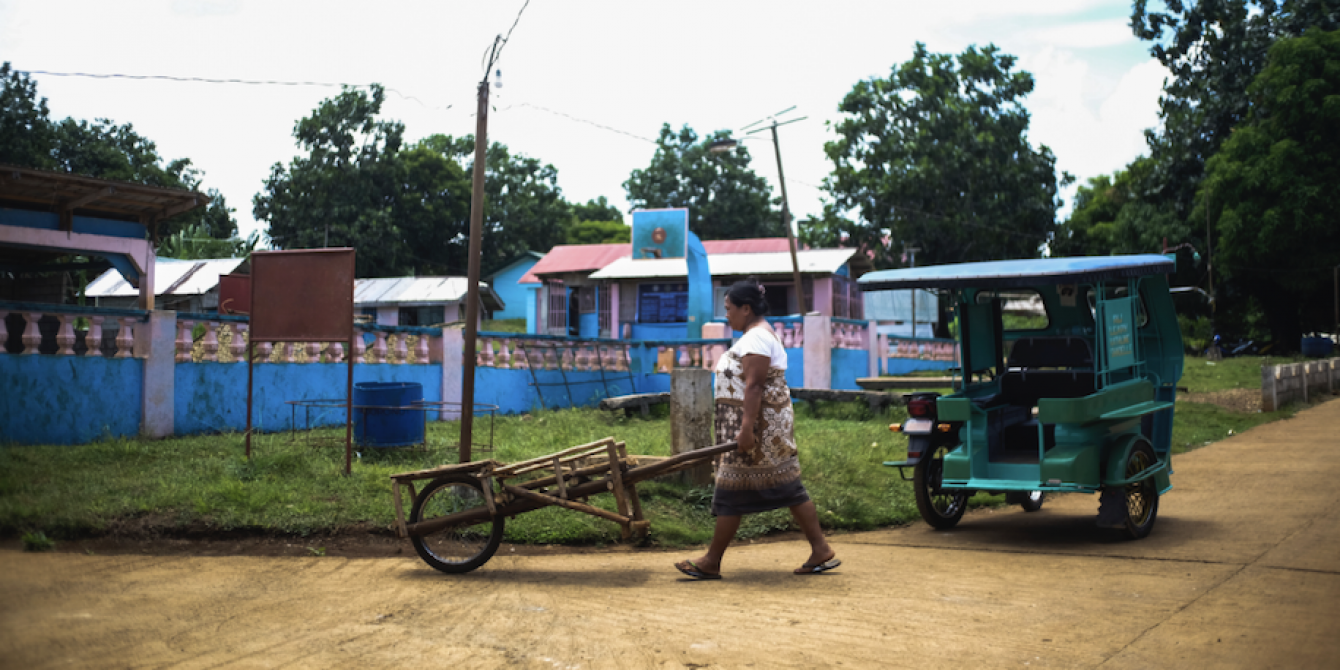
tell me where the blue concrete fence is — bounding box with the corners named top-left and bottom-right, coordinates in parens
top-left (1, 302), bottom-right (891, 445)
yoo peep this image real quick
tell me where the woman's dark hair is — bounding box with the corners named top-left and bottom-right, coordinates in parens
top-left (726, 278), bottom-right (770, 316)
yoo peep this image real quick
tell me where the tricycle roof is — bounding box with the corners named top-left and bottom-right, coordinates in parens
top-left (858, 254), bottom-right (1174, 291)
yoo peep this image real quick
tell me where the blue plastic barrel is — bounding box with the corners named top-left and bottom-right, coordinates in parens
top-left (353, 381), bottom-right (424, 447)
top-left (1300, 337), bottom-right (1334, 358)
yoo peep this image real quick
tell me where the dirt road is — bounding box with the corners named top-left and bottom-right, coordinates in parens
top-left (3, 400), bottom-right (1339, 669)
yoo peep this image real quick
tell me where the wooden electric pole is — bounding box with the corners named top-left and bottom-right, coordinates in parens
top-left (460, 41), bottom-right (499, 462)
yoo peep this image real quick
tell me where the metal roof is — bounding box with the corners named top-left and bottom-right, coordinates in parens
top-left (519, 238), bottom-right (802, 283)
top-left (354, 276), bottom-right (503, 311)
top-left (590, 248), bottom-right (859, 280)
top-left (859, 255), bottom-right (1175, 291)
top-left (85, 257), bottom-right (247, 298)
top-left (0, 164), bottom-right (206, 226)
top-left (701, 238), bottom-right (794, 254)
top-left (519, 244), bottom-right (629, 283)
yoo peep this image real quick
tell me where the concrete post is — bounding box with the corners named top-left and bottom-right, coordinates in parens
top-left (867, 319), bottom-right (879, 378)
top-left (137, 310), bottom-right (175, 438)
top-left (803, 314), bottom-right (832, 390)
top-left (671, 368), bottom-right (714, 485)
top-left (442, 326), bottom-right (463, 414)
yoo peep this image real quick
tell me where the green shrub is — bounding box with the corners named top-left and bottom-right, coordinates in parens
top-left (21, 531), bottom-right (54, 552)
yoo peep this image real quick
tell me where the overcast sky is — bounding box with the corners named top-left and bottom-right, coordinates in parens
top-left (2, 0), bottom-right (1167, 244)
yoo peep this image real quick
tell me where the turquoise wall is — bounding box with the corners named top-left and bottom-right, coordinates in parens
top-left (474, 367), bottom-right (642, 414)
top-left (831, 348), bottom-right (867, 391)
top-left (0, 355), bottom-right (143, 444)
top-left (175, 363), bottom-right (441, 434)
top-left (488, 257), bottom-right (541, 321)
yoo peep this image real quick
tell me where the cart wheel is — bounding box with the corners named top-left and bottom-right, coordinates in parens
top-left (1104, 442), bottom-right (1160, 539)
top-left (409, 474), bottom-right (505, 573)
top-left (913, 445), bottom-right (968, 530)
top-left (1007, 490), bottom-right (1046, 512)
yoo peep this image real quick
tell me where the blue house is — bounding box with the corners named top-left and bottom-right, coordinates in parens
top-left (486, 251), bottom-right (543, 330)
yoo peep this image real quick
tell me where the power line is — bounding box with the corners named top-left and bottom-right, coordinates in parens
top-left (491, 0), bottom-right (532, 70)
top-left (17, 69), bottom-right (456, 112)
top-left (509, 103), bottom-right (658, 144)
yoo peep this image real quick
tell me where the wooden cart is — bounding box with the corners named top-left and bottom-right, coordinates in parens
top-left (390, 437), bottom-right (737, 573)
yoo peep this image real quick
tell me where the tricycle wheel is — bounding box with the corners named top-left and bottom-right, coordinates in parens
top-left (1102, 442), bottom-right (1160, 539)
top-left (1006, 490), bottom-right (1045, 512)
top-left (913, 446), bottom-right (967, 530)
top-left (409, 474), bottom-right (505, 573)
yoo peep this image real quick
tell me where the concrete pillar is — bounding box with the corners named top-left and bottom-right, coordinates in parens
top-left (670, 368), bottom-right (714, 485)
top-left (803, 314), bottom-right (832, 390)
top-left (137, 310), bottom-right (175, 438)
top-left (442, 327), bottom-right (463, 414)
top-left (867, 319), bottom-right (879, 378)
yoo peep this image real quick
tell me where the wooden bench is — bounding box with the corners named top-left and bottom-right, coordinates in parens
top-left (598, 392), bottom-right (671, 417)
top-left (856, 376), bottom-right (958, 391)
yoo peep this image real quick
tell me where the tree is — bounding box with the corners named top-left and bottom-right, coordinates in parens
top-left (624, 124), bottom-right (781, 240)
top-left (0, 62), bottom-right (236, 241)
top-left (423, 134), bottom-right (574, 275)
top-left (1130, 0), bottom-right (1339, 219)
top-left (573, 196), bottom-right (623, 223)
top-left (0, 63), bottom-right (55, 169)
top-left (158, 223), bottom-right (259, 260)
top-left (1197, 28), bottom-right (1340, 349)
top-left (819, 43), bottom-right (1068, 269)
top-left (1052, 157), bottom-right (1187, 258)
top-left (567, 220), bottom-right (630, 244)
top-left (396, 141), bottom-right (472, 275)
top-left (255, 85), bottom-right (418, 277)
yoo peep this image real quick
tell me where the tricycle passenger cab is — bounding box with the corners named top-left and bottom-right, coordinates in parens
top-left (863, 255), bottom-right (1182, 539)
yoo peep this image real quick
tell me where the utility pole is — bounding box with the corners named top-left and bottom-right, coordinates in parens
top-left (460, 42), bottom-right (498, 462)
top-left (768, 121), bottom-right (806, 313)
top-left (708, 109), bottom-right (807, 312)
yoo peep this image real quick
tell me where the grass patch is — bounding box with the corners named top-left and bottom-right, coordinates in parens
top-left (1, 356), bottom-right (1326, 547)
top-left (1179, 355), bottom-right (1269, 392)
top-left (0, 405), bottom-right (924, 547)
top-left (481, 319), bottom-right (526, 333)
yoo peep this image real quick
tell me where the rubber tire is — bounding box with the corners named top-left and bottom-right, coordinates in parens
top-left (913, 446), bottom-right (968, 530)
top-left (1117, 441), bottom-right (1160, 539)
top-left (409, 474), bottom-right (505, 574)
top-left (1006, 490), bottom-right (1046, 512)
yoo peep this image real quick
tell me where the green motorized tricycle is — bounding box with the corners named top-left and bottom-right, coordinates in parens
top-left (860, 255), bottom-right (1183, 539)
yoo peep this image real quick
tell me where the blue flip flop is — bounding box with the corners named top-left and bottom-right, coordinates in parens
top-left (675, 559), bottom-right (722, 580)
top-left (795, 557), bottom-right (841, 574)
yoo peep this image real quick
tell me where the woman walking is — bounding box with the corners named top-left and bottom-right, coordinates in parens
top-left (674, 279), bottom-right (839, 580)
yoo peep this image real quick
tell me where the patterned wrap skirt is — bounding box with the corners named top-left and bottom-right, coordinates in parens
top-left (711, 350), bottom-right (810, 516)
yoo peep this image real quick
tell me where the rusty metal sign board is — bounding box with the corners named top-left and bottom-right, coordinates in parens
top-left (218, 273), bottom-right (251, 315)
top-left (249, 248), bottom-right (355, 342)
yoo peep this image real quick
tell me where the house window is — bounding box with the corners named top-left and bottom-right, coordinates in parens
top-left (833, 275), bottom-right (850, 319)
top-left (765, 284), bottom-right (790, 317)
top-left (547, 282), bottom-right (568, 334)
top-left (578, 286), bottom-right (597, 313)
top-left (597, 283), bottom-right (611, 335)
top-left (637, 283), bottom-right (688, 323)
top-left (398, 306), bottom-right (438, 326)
top-left (618, 281), bottom-right (637, 322)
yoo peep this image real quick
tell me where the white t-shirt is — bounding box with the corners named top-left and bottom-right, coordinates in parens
top-left (729, 326), bottom-right (788, 369)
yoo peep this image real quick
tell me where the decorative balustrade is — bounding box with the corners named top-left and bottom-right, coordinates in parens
top-left (831, 319), bottom-right (870, 349)
top-left (4, 302), bottom-right (878, 375)
top-left (1, 302), bottom-right (145, 357)
top-left (471, 333), bottom-right (733, 374)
